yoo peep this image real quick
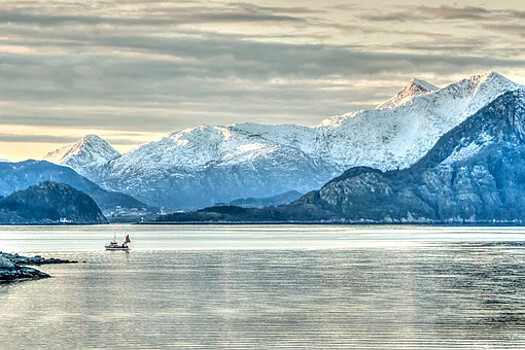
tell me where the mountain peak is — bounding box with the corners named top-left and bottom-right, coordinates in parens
top-left (376, 77), bottom-right (439, 110)
top-left (455, 71), bottom-right (523, 95)
top-left (466, 71), bottom-right (509, 85)
top-left (408, 78), bottom-right (439, 91)
top-left (44, 134), bottom-right (120, 172)
top-left (82, 134), bottom-right (103, 142)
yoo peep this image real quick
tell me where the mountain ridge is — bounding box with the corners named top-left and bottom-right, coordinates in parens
top-left (157, 89), bottom-right (525, 223)
top-left (43, 72), bottom-right (524, 209)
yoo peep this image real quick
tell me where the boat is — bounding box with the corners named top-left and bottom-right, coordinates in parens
top-left (105, 234), bottom-right (131, 251)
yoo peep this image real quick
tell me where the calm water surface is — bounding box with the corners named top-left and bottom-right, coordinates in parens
top-left (1, 225), bottom-right (525, 349)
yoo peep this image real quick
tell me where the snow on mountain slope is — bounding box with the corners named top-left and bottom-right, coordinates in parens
top-left (44, 134), bottom-right (120, 176)
top-left (45, 72), bottom-right (523, 209)
top-left (314, 71), bottom-right (522, 171)
top-left (108, 123), bottom-right (318, 175)
top-left (97, 130), bottom-right (334, 208)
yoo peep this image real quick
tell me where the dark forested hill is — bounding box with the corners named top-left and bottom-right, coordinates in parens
top-left (0, 181), bottom-right (108, 224)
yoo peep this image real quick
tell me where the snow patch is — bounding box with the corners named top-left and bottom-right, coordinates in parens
top-left (442, 134), bottom-right (494, 165)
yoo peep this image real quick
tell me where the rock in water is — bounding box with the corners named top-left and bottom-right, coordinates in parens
top-left (0, 252), bottom-right (77, 265)
top-left (0, 252), bottom-right (77, 283)
top-left (0, 256), bottom-right (50, 283)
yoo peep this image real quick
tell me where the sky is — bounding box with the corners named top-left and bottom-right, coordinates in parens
top-left (0, 0), bottom-right (524, 160)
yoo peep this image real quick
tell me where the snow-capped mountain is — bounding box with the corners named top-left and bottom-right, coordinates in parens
top-left (45, 72), bottom-right (523, 209)
top-left (294, 88), bottom-right (525, 223)
top-left (44, 134), bottom-right (120, 177)
top-left (162, 88), bottom-right (525, 223)
top-left (315, 71), bottom-right (521, 171)
top-left (95, 125), bottom-right (334, 209)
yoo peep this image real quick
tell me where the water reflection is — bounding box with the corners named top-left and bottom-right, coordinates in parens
top-left (0, 243), bottom-right (525, 349)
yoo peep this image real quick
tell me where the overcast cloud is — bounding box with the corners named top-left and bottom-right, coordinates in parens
top-left (0, 0), bottom-right (524, 159)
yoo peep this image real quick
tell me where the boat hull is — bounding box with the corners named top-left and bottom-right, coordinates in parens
top-left (105, 246), bottom-right (130, 251)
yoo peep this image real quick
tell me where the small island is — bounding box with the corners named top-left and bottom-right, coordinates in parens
top-left (0, 181), bottom-right (108, 225)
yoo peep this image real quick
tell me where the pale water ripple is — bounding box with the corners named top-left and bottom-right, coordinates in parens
top-left (0, 225), bottom-right (525, 349)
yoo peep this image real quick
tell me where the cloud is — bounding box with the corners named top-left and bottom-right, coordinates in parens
top-left (417, 5), bottom-right (489, 19)
top-left (0, 133), bottom-right (81, 143)
top-left (0, 0), bottom-right (523, 159)
top-left (0, 35), bottom-right (523, 132)
top-left (0, 133), bottom-right (145, 150)
top-left (483, 23), bottom-right (525, 37)
top-left (360, 5), bottom-right (522, 22)
top-left (0, 4), bottom-right (310, 27)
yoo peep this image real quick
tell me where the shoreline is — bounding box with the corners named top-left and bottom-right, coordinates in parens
top-left (2, 220), bottom-right (525, 227)
top-left (143, 221), bottom-right (525, 227)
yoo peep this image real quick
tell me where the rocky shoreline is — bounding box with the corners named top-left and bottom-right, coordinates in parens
top-left (0, 252), bottom-right (76, 284)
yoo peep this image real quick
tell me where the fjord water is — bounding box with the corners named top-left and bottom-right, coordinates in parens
top-left (1, 225), bottom-right (525, 349)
